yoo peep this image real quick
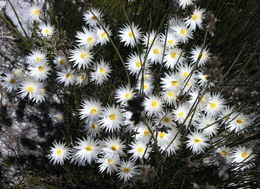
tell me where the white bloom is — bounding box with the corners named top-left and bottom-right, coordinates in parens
top-left (125, 53), bottom-right (147, 76)
top-left (54, 55), bottom-right (68, 69)
top-left (216, 146), bottom-right (232, 163)
top-left (160, 32), bottom-right (180, 48)
top-left (141, 30), bottom-right (159, 48)
top-left (177, 64), bottom-right (193, 79)
top-left (115, 85), bottom-right (135, 104)
top-left (70, 47), bottom-right (94, 70)
top-left (84, 119), bottom-right (101, 137)
top-left (39, 23), bottom-right (54, 37)
top-left (75, 27), bottom-right (97, 48)
top-left (29, 5), bottom-right (42, 21)
top-left (1, 72), bottom-right (19, 92)
top-left (71, 138), bottom-right (100, 166)
top-left (90, 59), bottom-right (111, 85)
top-left (178, 0), bottom-right (194, 9)
top-left (28, 62), bottom-right (51, 81)
top-left (172, 23), bottom-right (192, 43)
top-left (95, 25), bottom-right (111, 45)
top-left (119, 23), bottom-right (142, 47)
top-left (79, 99), bottom-right (102, 121)
top-left (173, 103), bottom-right (190, 124)
top-left (27, 50), bottom-right (47, 65)
top-left (56, 68), bottom-right (75, 86)
top-left (128, 141), bottom-right (151, 160)
top-left (164, 48), bottom-right (185, 69)
top-left (98, 155), bottom-right (119, 175)
top-left (143, 95), bottom-right (163, 116)
top-left (232, 146), bottom-right (255, 164)
top-left (75, 72), bottom-right (88, 85)
top-left (186, 131), bottom-right (209, 154)
top-left (117, 160), bottom-right (139, 182)
top-left (99, 106), bottom-right (123, 133)
top-left (48, 141), bottom-right (70, 165)
top-left (101, 137), bottom-right (125, 157)
top-left (160, 72), bottom-right (183, 92)
top-left (154, 112), bottom-right (174, 128)
top-left (83, 8), bottom-right (103, 27)
top-left (147, 42), bottom-right (164, 64)
top-left (185, 8), bottom-right (205, 31)
top-left (18, 80), bottom-right (46, 103)
top-left (190, 46), bottom-right (211, 67)
top-left (206, 93), bottom-right (225, 117)
top-left (227, 113), bottom-right (250, 133)
top-left (161, 89), bottom-right (177, 106)
top-left (135, 125), bottom-right (152, 143)
top-left (196, 115), bottom-right (220, 137)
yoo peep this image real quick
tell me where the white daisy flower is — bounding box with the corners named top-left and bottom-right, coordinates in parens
top-left (172, 23), bottom-right (192, 43)
top-left (227, 113), bottom-right (250, 133)
top-left (95, 25), bottom-right (111, 45)
top-left (1, 72), bottom-right (19, 92)
top-left (56, 68), bottom-right (75, 86)
top-left (216, 146), bottom-right (232, 163)
top-left (71, 137), bottom-right (100, 166)
top-left (99, 105), bottom-right (123, 133)
top-left (117, 160), bottom-right (139, 182)
top-left (39, 23), bottom-right (55, 37)
top-left (185, 8), bottom-right (205, 31)
top-left (232, 146), bottom-right (255, 164)
top-left (195, 71), bottom-right (211, 87)
top-left (128, 141), bottom-right (151, 160)
top-left (219, 106), bottom-right (235, 124)
top-left (75, 27), bottom-right (97, 48)
top-left (18, 80), bottom-right (46, 103)
top-left (90, 59), bottom-right (111, 85)
top-left (135, 125), bottom-right (153, 143)
top-left (125, 53), bottom-right (147, 76)
top-left (196, 115), bottom-right (219, 137)
top-left (115, 85), bottom-right (135, 104)
top-left (154, 112), bottom-right (174, 128)
top-left (119, 23), bottom-right (142, 47)
top-left (160, 32), bottom-right (179, 48)
top-left (178, 0), bottom-right (194, 9)
top-left (54, 55), bottom-right (68, 69)
top-left (160, 72), bottom-right (183, 92)
top-left (84, 119), bottom-right (101, 137)
top-left (28, 62), bottom-right (51, 81)
top-left (206, 93), bottom-right (225, 117)
top-left (48, 141), bottom-right (70, 165)
top-left (27, 50), bottom-right (47, 64)
top-left (143, 95), bottom-right (163, 116)
top-left (29, 5), bottom-right (42, 21)
top-left (190, 46), bottom-right (211, 67)
top-left (141, 30), bottom-right (159, 48)
top-left (188, 90), bottom-right (210, 110)
top-left (177, 64), bottom-right (193, 79)
top-left (186, 131), bottom-right (209, 154)
top-left (173, 103), bottom-right (190, 124)
top-left (98, 155), bottom-right (119, 175)
top-left (101, 137), bottom-right (125, 157)
top-left (83, 8), bottom-right (103, 27)
top-left (79, 99), bottom-right (102, 121)
top-left (70, 47), bottom-right (94, 70)
top-left (161, 89), bottom-right (177, 106)
top-left (75, 72), bottom-right (88, 85)
top-left (147, 42), bottom-right (164, 64)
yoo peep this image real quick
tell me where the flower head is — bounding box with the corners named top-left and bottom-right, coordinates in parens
top-left (48, 141), bottom-right (70, 165)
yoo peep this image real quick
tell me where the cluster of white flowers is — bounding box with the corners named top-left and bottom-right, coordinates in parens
top-left (0, 0), bottom-right (256, 183)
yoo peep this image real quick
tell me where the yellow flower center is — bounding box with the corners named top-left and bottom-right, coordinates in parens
top-left (128, 32), bottom-right (134, 37)
top-left (59, 59), bottom-right (65, 64)
top-left (26, 86), bottom-right (34, 93)
top-left (107, 159), bottom-right (114, 164)
top-left (201, 53), bottom-right (206, 59)
top-left (241, 152), bottom-right (249, 159)
top-left (159, 132), bottom-right (166, 138)
top-left (171, 81), bottom-right (178, 86)
top-left (180, 29), bottom-right (187, 35)
top-left (135, 61), bottom-right (142, 68)
top-left (163, 117), bottom-right (170, 123)
top-left (38, 66), bottom-right (44, 72)
top-left (33, 9), bottom-right (41, 16)
top-left (10, 79), bottom-right (16, 84)
top-left (91, 15), bottom-right (97, 20)
top-left (178, 112), bottom-right (185, 118)
top-left (183, 72), bottom-right (189, 77)
top-left (151, 101), bottom-right (158, 107)
top-left (210, 102), bottom-right (217, 109)
top-left (111, 144), bottom-right (118, 151)
top-left (123, 167), bottom-right (130, 173)
top-left (66, 73), bottom-right (71, 78)
top-left (144, 129), bottom-right (150, 136)
top-left (171, 52), bottom-right (177, 58)
top-left (109, 114), bottom-right (117, 121)
top-left (80, 52), bottom-right (87, 59)
top-left (101, 32), bottom-right (107, 38)
top-left (168, 40), bottom-right (174, 45)
top-left (92, 124), bottom-right (97, 129)
top-left (192, 14), bottom-right (198, 21)
top-left (90, 108), bottom-right (97, 114)
top-left (143, 84), bottom-right (148, 90)
top-left (80, 75), bottom-right (86, 80)
top-left (137, 147), bottom-right (144, 153)
top-left (153, 49), bottom-right (159, 54)
top-left (87, 37), bottom-right (94, 43)
top-left (168, 91), bottom-right (175, 97)
top-left (194, 138), bottom-right (201, 143)
top-left (56, 149), bottom-right (62, 155)
top-left (85, 145), bottom-right (92, 151)
top-left (203, 75), bottom-right (208, 79)
top-left (35, 57), bottom-right (42, 62)
top-left (124, 93), bottom-right (132, 99)
top-left (236, 119), bottom-right (243, 125)
top-left (99, 68), bottom-right (105, 73)
top-left (44, 29), bottom-right (51, 35)
top-left (221, 151), bottom-right (228, 156)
